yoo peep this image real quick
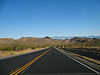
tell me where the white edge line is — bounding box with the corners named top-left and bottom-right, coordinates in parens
top-left (55, 47), bottom-right (100, 74)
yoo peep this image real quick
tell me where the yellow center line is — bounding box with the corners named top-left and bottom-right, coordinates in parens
top-left (10, 50), bottom-right (49, 75)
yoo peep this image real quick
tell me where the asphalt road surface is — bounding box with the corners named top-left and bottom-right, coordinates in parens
top-left (0, 47), bottom-right (99, 75)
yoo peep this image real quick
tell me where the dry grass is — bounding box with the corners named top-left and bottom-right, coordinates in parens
top-left (0, 48), bottom-right (46, 58)
top-left (69, 51), bottom-right (100, 65)
top-left (80, 56), bottom-right (100, 65)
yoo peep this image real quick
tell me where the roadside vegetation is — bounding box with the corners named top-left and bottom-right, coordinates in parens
top-left (0, 37), bottom-right (100, 59)
top-left (0, 42), bottom-right (49, 57)
top-left (0, 37), bottom-right (52, 57)
top-left (57, 38), bottom-right (100, 48)
top-left (56, 38), bottom-right (100, 60)
top-left (0, 37), bottom-right (52, 51)
top-left (0, 48), bottom-right (47, 57)
top-left (0, 42), bottom-right (48, 51)
top-left (0, 36), bottom-right (68, 52)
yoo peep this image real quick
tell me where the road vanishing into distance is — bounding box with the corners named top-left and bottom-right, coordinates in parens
top-left (0, 47), bottom-right (99, 75)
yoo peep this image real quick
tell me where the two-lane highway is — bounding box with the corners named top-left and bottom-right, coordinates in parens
top-left (0, 47), bottom-right (99, 75)
top-left (0, 48), bottom-right (48, 75)
top-left (22, 47), bottom-right (98, 75)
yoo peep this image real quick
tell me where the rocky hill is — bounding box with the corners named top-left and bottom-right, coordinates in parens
top-left (0, 36), bottom-right (98, 51)
top-left (0, 37), bottom-right (70, 51)
top-left (70, 37), bottom-right (94, 43)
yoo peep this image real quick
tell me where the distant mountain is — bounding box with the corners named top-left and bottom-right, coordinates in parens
top-left (0, 37), bottom-right (70, 47)
top-left (0, 38), bottom-right (14, 44)
top-left (18, 37), bottom-right (70, 46)
top-left (70, 37), bottom-right (94, 43)
top-left (52, 36), bottom-right (68, 39)
top-left (52, 36), bottom-right (100, 39)
top-left (0, 36), bottom-right (99, 47)
top-left (81, 36), bottom-right (100, 38)
top-left (0, 36), bottom-right (99, 51)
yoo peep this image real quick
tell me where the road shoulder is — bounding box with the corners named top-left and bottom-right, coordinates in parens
top-left (55, 47), bottom-right (100, 74)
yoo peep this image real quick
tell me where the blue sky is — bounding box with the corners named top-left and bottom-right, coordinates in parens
top-left (0, 0), bottom-right (100, 38)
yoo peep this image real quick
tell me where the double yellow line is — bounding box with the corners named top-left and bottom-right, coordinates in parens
top-left (10, 50), bottom-right (49, 75)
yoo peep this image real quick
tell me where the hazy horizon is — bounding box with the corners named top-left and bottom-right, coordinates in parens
top-left (0, 35), bottom-right (100, 39)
